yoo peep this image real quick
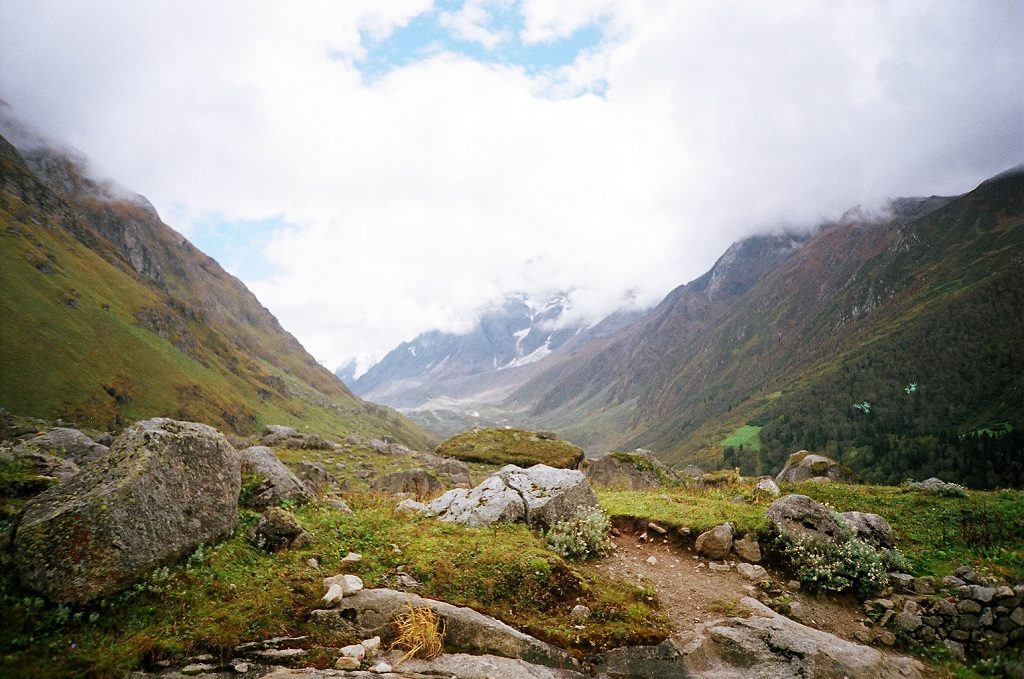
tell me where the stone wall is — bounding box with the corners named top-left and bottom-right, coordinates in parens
top-left (858, 568), bottom-right (1023, 661)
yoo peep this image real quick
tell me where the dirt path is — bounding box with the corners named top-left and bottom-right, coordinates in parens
top-left (594, 528), bottom-right (869, 642)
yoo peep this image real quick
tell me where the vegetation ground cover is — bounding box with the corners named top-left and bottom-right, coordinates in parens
top-left (0, 487), bottom-right (669, 678)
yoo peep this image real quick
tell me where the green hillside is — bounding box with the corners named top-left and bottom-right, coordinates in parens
top-left (512, 172), bottom-right (1023, 487)
top-left (0, 134), bottom-right (434, 448)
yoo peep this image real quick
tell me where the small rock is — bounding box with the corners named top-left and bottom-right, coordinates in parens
top-left (733, 535), bottom-right (762, 563)
top-left (912, 577), bottom-right (935, 595)
top-left (736, 562), bottom-right (767, 581)
top-left (396, 498), bottom-right (430, 514)
top-left (755, 477), bottom-right (781, 496)
top-left (646, 556), bottom-right (658, 566)
top-left (876, 630), bottom-right (897, 646)
top-left (339, 643), bottom-right (366, 662)
top-left (853, 625), bottom-right (874, 644)
top-left (958, 599), bottom-right (982, 614)
top-left (788, 601), bottom-right (806, 622)
top-left (647, 522), bottom-right (667, 535)
top-left (570, 604), bottom-right (591, 621)
top-left (342, 551), bottom-right (362, 563)
top-left (307, 557), bottom-right (320, 569)
top-left (787, 580), bottom-right (801, 591)
top-left (324, 573), bottom-right (364, 598)
top-left (709, 562), bottom-right (731, 572)
top-left (397, 573), bottom-right (420, 588)
top-left (232, 662), bottom-right (250, 673)
top-left (180, 663), bottom-right (218, 675)
top-left (335, 656), bottom-right (360, 670)
top-left (943, 639), bottom-right (965, 661)
top-left (360, 636), bottom-right (381, 658)
top-left (695, 522), bottom-right (734, 560)
top-left (370, 662), bottom-right (393, 673)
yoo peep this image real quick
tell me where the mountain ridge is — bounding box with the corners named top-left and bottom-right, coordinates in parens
top-left (0, 130), bottom-right (434, 448)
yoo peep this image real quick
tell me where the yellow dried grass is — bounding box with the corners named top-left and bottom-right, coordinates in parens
top-left (390, 604), bottom-right (445, 663)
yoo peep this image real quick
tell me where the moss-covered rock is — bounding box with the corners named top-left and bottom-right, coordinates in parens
top-left (12, 418), bottom-right (240, 604)
top-left (584, 449), bottom-right (679, 489)
top-left (775, 450), bottom-right (857, 484)
top-left (436, 428), bottom-right (584, 469)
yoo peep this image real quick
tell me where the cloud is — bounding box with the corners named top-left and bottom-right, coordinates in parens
top-left (1, 0), bottom-right (1021, 371)
top-left (439, 0), bottom-right (513, 50)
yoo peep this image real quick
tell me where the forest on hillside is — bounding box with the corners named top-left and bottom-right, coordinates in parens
top-left (724, 266), bottom-right (1023, 489)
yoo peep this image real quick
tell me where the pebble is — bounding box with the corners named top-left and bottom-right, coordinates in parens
top-left (370, 662), bottom-right (393, 673)
top-left (342, 551), bottom-right (362, 562)
top-left (646, 556), bottom-right (658, 566)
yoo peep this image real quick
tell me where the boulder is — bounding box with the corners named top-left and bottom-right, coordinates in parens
top-left (309, 587), bottom-right (572, 669)
top-left (13, 418), bottom-right (239, 604)
top-left (695, 523), bottom-right (734, 560)
top-left (754, 477), bottom-right (781, 496)
top-left (23, 427), bottom-right (109, 466)
top-left (1, 444), bottom-right (80, 483)
top-left (296, 461), bottom-right (334, 493)
top-left (766, 494), bottom-right (846, 544)
top-left (428, 475), bottom-right (526, 526)
top-left (419, 455), bottom-right (472, 487)
top-left (584, 450), bottom-right (679, 490)
top-left (428, 464), bottom-right (598, 529)
top-left (240, 446), bottom-right (313, 508)
top-left (674, 597), bottom-right (923, 678)
top-left (909, 477), bottom-right (968, 497)
top-left (250, 507), bottom-right (310, 552)
top-left (372, 469), bottom-right (442, 499)
top-left (840, 511), bottom-right (896, 549)
top-left (775, 450), bottom-right (856, 484)
top-left (262, 424), bottom-right (300, 446)
top-left (733, 534), bottom-right (762, 563)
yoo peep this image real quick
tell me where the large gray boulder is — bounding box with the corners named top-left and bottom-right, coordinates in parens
top-left (775, 451), bottom-right (856, 484)
top-left (595, 598), bottom-right (922, 678)
top-left (240, 446), bottom-right (313, 508)
top-left (13, 418), bottom-right (240, 604)
top-left (840, 511), bottom-right (896, 549)
top-left (310, 587), bottom-right (572, 669)
top-left (584, 449), bottom-right (679, 490)
top-left (672, 597), bottom-right (923, 678)
top-left (766, 494), bottom-right (846, 544)
top-left (23, 427), bottom-right (109, 466)
top-left (428, 464), bottom-right (598, 529)
top-left (767, 495), bottom-right (896, 553)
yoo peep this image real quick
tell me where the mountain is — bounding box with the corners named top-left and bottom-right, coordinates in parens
top-left (509, 171), bottom-right (1023, 487)
top-left (0, 128), bottom-right (434, 449)
top-left (342, 293), bottom-right (620, 435)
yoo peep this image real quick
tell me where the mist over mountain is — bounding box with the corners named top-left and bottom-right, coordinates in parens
top-left (360, 170), bottom-right (1023, 487)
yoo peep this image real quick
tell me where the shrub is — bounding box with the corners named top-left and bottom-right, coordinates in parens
top-left (546, 507), bottom-right (612, 561)
top-left (778, 532), bottom-right (906, 597)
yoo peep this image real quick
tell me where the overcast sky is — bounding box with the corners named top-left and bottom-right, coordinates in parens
top-left (2, 1), bottom-right (1022, 373)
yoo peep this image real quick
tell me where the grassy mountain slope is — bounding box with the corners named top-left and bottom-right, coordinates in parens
top-left (512, 172), bottom-right (1022, 486)
top-left (0, 133), bottom-right (433, 448)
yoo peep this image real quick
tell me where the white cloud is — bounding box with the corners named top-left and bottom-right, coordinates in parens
top-left (439, 0), bottom-right (512, 49)
top-left (1, 0), bottom-right (1021, 371)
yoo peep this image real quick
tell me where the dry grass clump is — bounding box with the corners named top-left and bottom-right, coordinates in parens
top-left (390, 604), bottom-right (445, 663)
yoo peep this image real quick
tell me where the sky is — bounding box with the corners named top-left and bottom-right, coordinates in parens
top-left (1, 1), bottom-right (1022, 374)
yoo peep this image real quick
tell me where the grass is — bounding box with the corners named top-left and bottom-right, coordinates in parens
top-left (435, 428), bottom-right (584, 469)
top-left (0, 194), bottom-right (433, 450)
top-left (721, 424), bottom-right (762, 451)
top-left (0, 494), bottom-right (670, 678)
top-left (597, 479), bottom-right (1024, 581)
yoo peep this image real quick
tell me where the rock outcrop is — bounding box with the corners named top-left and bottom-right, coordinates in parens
top-left (767, 495), bottom-right (896, 554)
top-left (310, 588), bottom-right (573, 669)
top-left (597, 598), bottom-right (922, 678)
top-left (584, 449), bottom-right (678, 490)
top-left (241, 446), bottom-right (313, 508)
top-left (22, 427), bottom-right (109, 466)
top-left (427, 464), bottom-right (598, 529)
top-left (13, 418), bottom-right (240, 604)
top-left (775, 450), bottom-right (856, 484)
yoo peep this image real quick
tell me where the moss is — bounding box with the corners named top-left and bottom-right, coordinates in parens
top-left (436, 428), bottom-right (584, 469)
